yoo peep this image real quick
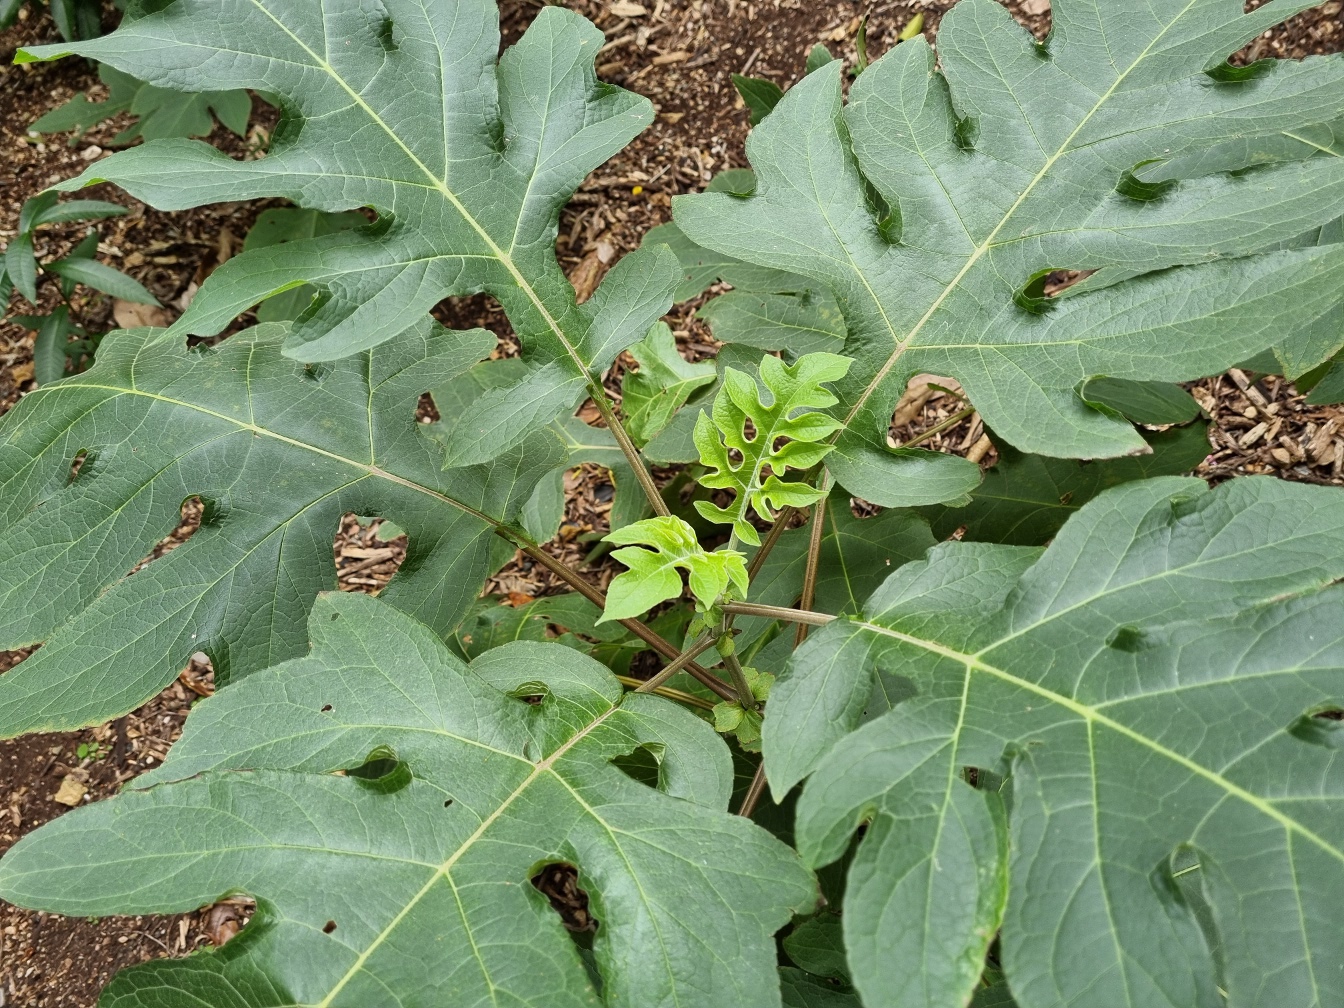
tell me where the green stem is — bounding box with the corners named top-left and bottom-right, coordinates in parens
top-left (745, 505), bottom-right (796, 582)
top-left (719, 616), bottom-right (759, 709)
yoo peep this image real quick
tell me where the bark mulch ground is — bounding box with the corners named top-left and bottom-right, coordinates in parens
top-left (2, 1), bottom-right (1341, 1004)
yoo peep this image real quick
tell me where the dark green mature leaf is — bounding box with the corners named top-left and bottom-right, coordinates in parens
top-left (1081, 377), bottom-right (1202, 426)
top-left (698, 291), bottom-right (846, 358)
top-left (30, 307), bottom-right (74, 386)
top-left (780, 968), bottom-right (861, 1008)
top-left (21, 1), bottom-right (680, 453)
top-left (921, 422), bottom-right (1212, 545)
top-left (770, 477), bottom-right (1344, 1008)
top-left (675, 0), bottom-right (1344, 487)
top-left (0, 592), bottom-right (815, 1007)
top-left (620, 322), bottom-right (715, 444)
top-left (734, 73), bottom-right (786, 126)
top-left (45, 256), bottom-right (158, 304)
top-left (784, 913), bottom-right (850, 982)
top-left (242, 207), bottom-right (368, 322)
top-left (32, 64), bottom-right (253, 144)
top-left (0, 322), bottom-right (562, 738)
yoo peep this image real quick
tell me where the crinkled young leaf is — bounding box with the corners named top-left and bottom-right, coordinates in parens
top-left (0, 592), bottom-right (815, 1008)
top-left (773, 477), bottom-right (1344, 1008)
top-left (603, 516), bottom-right (748, 621)
top-left (621, 322), bottom-right (716, 445)
top-left (920, 422), bottom-right (1212, 546)
top-left (695, 352), bottom-right (851, 545)
top-left (0, 322), bottom-right (561, 738)
top-left (675, 0), bottom-right (1344, 478)
top-left (21, 1), bottom-right (679, 437)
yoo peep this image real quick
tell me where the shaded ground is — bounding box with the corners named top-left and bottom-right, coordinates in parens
top-left (1, 1), bottom-right (1341, 1004)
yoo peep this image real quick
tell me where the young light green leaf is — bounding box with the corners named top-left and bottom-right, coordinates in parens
top-left (602, 516), bottom-right (748, 621)
top-left (0, 592), bottom-right (815, 1008)
top-left (621, 322), bottom-right (716, 444)
top-left (694, 352), bottom-right (852, 545)
top-left (674, 1), bottom-right (1344, 473)
top-left (920, 422), bottom-right (1213, 546)
top-left (22, 2), bottom-right (676, 381)
top-left (0, 321), bottom-right (561, 738)
top-left (775, 477), bottom-right (1344, 1008)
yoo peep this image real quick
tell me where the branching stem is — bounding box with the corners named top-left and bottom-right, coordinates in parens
top-left (512, 539), bottom-right (736, 700)
top-left (635, 634), bottom-right (720, 694)
top-left (719, 616), bottom-right (759, 709)
top-left (737, 763), bottom-right (768, 818)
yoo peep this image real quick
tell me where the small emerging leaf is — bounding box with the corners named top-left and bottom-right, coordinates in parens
top-left (602, 516), bottom-right (748, 621)
top-left (695, 352), bottom-right (852, 545)
top-left (621, 322), bottom-right (716, 444)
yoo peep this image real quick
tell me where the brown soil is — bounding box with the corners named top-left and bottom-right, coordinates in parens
top-left (1, 1), bottom-right (1341, 1005)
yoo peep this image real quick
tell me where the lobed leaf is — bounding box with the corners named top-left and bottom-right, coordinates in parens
top-left (0, 322), bottom-right (558, 737)
top-left (602, 515), bottom-right (748, 621)
top-left (21, 0), bottom-right (680, 465)
top-left (675, 0), bottom-right (1344, 491)
top-left (769, 476), bottom-right (1344, 1008)
top-left (0, 592), bottom-right (815, 1008)
top-left (694, 352), bottom-right (851, 545)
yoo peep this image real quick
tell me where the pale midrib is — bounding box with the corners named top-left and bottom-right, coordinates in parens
top-left (1282, 130), bottom-right (1343, 158)
top-left (29, 383), bottom-right (499, 527)
top-left (840, 0), bottom-right (1201, 428)
top-left (853, 619), bottom-right (1344, 866)
top-left (246, 0), bottom-right (597, 384)
top-left (313, 704), bottom-right (620, 1007)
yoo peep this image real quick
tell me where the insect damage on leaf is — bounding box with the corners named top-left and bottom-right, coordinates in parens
top-left (694, 352), bottom-right (851, 545)
top-left (602, 516), bottom-right (749, 621)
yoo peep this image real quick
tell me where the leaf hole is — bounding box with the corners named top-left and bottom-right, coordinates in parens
top-left (443, 798), bottom-right (454, 808)
top-left (1105, 625), bottom-right (1146, 652)
top-left (531, 862), bottom-right (598, 934)
top-left (335, 513), bottom-right (408, 595)
top-left (320, 704), bottom-right (333, 712)
top-left (67, 449), bottom-right (91, 483)
top-left (612, 743), bottom-right (665, 790)
top-left (346, 744), bottom-right (412, 793)
top-left (125, 496), bottom-right (205, 578)
top-left (322, 920), bottom-right (337, 934)
top-left (1288, 705), bottom-right (1344, 748)
top-left (509, 681), bottom-right (550, 706)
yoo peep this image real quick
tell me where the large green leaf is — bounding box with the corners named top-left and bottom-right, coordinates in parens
top-left (21, 1), bottom-right (678, 462)
top-left (674, 0), bottom-right (1344, 487)
top-left (0, 591), bottom-right (815, 1007)
top-left (0, 322), bottom-right (560, 737)
top-left (921, 422), bottom-right (1212, 545)
top-left (768, 477), bottom-right (1344, 1008)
